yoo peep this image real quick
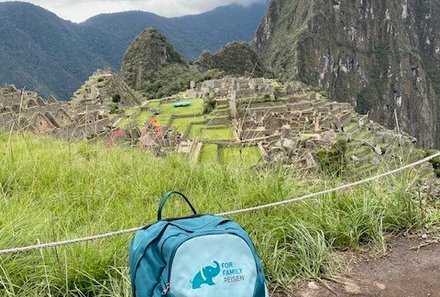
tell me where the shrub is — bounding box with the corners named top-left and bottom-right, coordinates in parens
top-left (112, 93), bottom-right (121, 103)
top-left (315, 139), bottom-right (347, 176)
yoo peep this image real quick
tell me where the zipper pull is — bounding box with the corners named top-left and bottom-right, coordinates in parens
top-left (162, 283), bottom-right (170, 295)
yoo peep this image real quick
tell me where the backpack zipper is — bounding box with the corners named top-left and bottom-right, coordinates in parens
top-left (161, 283), bottom-right (170, 295)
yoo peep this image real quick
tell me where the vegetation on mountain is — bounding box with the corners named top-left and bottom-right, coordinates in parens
top-left (1, 133), bottom-right (438, 295)
top-left (137, 65), bottom-right (223, 100)
top-left (195, 42), bottom-right (271, 78)
top-left (121, 29), bottom-right (186, 91)
top-left (121, 30), bottom-right (270, 99)
top-left (428, 152), bottom-right (440, 177)
top-left (315, 139), bottom-right (348, 177)
top-left (120, 29), bottom-right (224, 99)
top-left (254, 0), bottom-right (440, 148)
top-left (0, 2), bottom-right (107, 99)
top-left (82, 3), bottom-right (268, 62)
top-left (0, 2), bottom-right (267, 99)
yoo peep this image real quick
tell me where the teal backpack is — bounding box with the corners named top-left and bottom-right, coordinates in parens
top-left (129, 191), bottom-right (269, 297)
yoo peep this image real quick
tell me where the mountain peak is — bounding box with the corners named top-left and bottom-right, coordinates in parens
top-left (0, 2), bottom-right (266, 99)
top-left (121, 28), bottom-right (186, 91)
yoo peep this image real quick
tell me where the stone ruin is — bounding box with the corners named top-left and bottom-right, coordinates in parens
top-left (0, 86), bottom-right (110, 140)
top-left (109, 116), bottom-right (182, 156)
top-left (187, 77), bottom-right (300, 101)
top-left (71, 69), bottom-right (142, 109)
top-left (70, 69), bottom-right (180, 153)
top-left (1, 73), bottom-right (437, 183)
top-left (252, 91), bottom-right (422, 176)
top-left (231, 90), bottom-right (355, 145)
top-left (182, 77), bottom-right (432, 179)
top-left (0, 67), bottom-right (182, 155)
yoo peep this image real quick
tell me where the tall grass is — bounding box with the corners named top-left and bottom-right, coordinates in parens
top-left (0, 133), bottom-right (438, 296)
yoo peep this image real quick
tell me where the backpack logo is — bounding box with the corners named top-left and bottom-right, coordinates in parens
top-left (191, 261), bottom-right (220, 289)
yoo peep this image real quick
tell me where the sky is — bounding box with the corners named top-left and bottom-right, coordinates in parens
top-left (0, 0), bottom-right (265, 23)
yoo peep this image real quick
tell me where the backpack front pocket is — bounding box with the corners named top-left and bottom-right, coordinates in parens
top-left (167, 233), bottom-right (258, 297)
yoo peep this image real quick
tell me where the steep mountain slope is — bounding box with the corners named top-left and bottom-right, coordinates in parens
top-left (0, 2), bottom-right (108, 99)
top-left (254, 0), bottom-right (440, 148)
top-left (0, 2), bottom-right (267, 99)
top-left (120, 29), bottom-right (270, 99)
top-left (121, 28), bottom-right (188, 95)
top-left (195, 42), bottom-right (270, 77)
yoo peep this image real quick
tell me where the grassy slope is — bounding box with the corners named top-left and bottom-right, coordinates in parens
top-left (0, 133), bottom-right (439, 296)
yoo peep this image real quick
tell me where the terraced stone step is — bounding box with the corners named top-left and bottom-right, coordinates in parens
top-left (206, 116), bottom-right (230, 126)
top-left (215, 105), bottom-right (230, 111)
top-left (211, 109), bottom-right (230, 116)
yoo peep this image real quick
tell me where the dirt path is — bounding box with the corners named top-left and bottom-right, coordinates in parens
top-left (283, 235), bottom-right (440, 297)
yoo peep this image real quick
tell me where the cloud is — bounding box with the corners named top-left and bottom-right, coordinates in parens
top-left (2, 0), bottom-right (265, 22)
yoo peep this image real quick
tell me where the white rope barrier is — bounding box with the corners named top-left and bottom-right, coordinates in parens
top-left (1, 152), bottom-right (439, 255)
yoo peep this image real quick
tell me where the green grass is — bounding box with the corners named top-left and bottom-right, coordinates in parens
top-left (199, 144), bottom-right (219, 163)
top-left (146, 100), bottom-right (161, 109)
top-left (124, 107), bottom-right (140, 117)
top-left (215, 105), bottom-right (230, 111)
top-left (123, 99), bottom-right (228, 138)
top-left (144, 99), bottom-right (205, 127)
top-left (220, 146), bottom-right (262, 165)
top-left (169, 116), bottom-right (205, 134)
top-left (271, 80), bottom-right (282, 88)
top-left (116, 118), bottom-right (131, 128)
top-left (188, 123), bottom-right (205, 138)
top-left (188, 125), bottom-right (234, 140)
top-left (159, 99), bottom-right (203, 116)
top-left (134, 111), bottom-right (153, 127)
top-left (0, 133), bottom-right (439, 296)
top-left (200, 126), bottom-right (234, 141)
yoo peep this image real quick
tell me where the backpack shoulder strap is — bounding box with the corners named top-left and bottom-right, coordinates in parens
top-left (129, 221), bottom-right (168, 295)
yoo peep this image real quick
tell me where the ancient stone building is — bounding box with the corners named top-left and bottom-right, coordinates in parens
top-left (183, 77), bottom-right (430, 178)
top-left (71, 69), bottom-right (142, 108)
top-left (0, 86), bottom-right (110, 140)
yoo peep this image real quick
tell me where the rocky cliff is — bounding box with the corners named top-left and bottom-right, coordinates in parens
top-left (195, 42), bottom-right (270, 77)
top-left (254, 0), bottom-right (440, 148)
top-left (121, 28), bottom-right (187, 91)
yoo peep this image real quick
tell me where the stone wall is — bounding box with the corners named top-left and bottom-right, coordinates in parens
top-left (192, 77), bottom-right (288, 102)
top-left (0, 86), bottom-right (110, 140)
top-left (232, 91), bottom-right (355, 142)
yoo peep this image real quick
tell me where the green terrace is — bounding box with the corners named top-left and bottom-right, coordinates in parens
top-left (187, 125), bottom-right (234, 141)
top-left (199, 144), bottom-right (263, 165)
top-left (115, 97), bottom-right (262, 165)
